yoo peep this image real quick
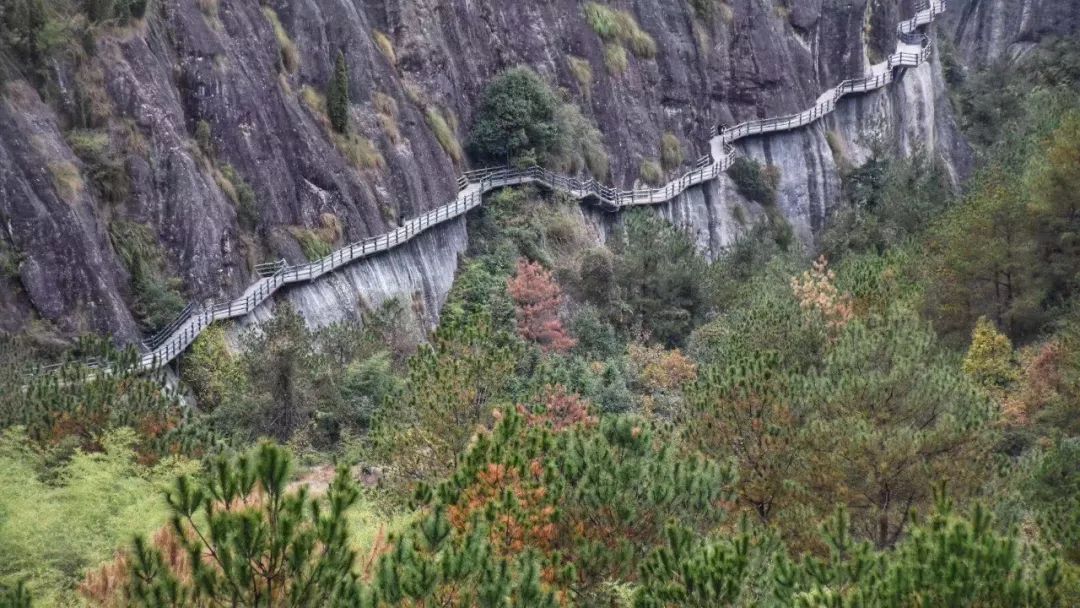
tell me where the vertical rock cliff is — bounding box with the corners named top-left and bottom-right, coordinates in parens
top-left (0, 0), bottom-right (1066, 343)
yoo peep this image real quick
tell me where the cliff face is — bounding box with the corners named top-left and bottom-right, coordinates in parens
top-left (945, 0), bottom-right (1080, 66)
top-left (0, 0), bottom-right (1068, 343)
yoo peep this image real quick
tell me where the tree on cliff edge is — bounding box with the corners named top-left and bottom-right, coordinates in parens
top-left (328, 50), bottom-right (349, 133)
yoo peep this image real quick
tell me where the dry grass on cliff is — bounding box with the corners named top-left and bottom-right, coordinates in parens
top-left (263, 7), bottom-right (300, 74)
top-left (373, 92), bottom-right (401, 144)
top-left (584, 3), bottom-right (657, 65)
top-left (426, 107), bottom-right (463, 165)
top-left (373, 30), bottom-right (397, 67)
top-left (568, 56), bottom-right (594, 99)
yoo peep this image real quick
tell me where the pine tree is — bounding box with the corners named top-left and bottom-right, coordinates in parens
top-left (369, 314), bottom-right (523, 487)
top-left (327, 50), bottom-right (350, 133)
top-left (773, 491), bottom-right (1064, 607)
top-left (684, 352), bottom-right (803, 527)
top-left (802, 308), bottom-right (993, 548)
top-left (0, 582), bottom-right (31, 608)
top-left (117, 443), bottom-right (365, 607)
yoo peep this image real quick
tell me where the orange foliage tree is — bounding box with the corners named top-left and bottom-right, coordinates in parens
top-left (507, 259), bottom-right (576, 353)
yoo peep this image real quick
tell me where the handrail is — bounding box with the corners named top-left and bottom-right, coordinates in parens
top-left (51, 1), bottom-right (945, 376)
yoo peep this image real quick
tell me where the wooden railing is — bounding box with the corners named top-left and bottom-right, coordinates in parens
top-left (63, 0), bottom-right (945, 374)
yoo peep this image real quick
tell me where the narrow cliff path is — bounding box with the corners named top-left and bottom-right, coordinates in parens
top-left (88, 1), bottom-right (948, 374)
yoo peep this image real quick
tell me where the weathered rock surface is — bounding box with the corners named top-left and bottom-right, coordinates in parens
top-left (945, 0), bottom-right (1080, 67)
top-left (0, 0), bottom-right (1069, 343)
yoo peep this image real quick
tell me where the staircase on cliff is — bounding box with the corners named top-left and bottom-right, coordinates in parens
top-left (61, 0), bottom-right (948, 375)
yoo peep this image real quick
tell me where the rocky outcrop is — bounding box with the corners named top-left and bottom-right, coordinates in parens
top-left (237, 214), bottom-right (467, 334)
top-left (0, 0), bottom-right (1010, 344)
top-left (945, 0), bottom-right (1080, 66)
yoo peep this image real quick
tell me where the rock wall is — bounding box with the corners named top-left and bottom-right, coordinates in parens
top-left (945, 0), bottom-right (1080, 66)
top-left (0, 0), bottom-right (1023, 343)
top-left (236, 214), bottom-right (466, 334)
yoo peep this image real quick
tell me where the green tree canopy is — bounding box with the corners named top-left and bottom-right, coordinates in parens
top-left (467, 67), bottom-right (561, 166)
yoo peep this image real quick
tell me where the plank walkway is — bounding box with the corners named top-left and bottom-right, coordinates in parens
top-left (65, 0), bottom-right (947, 374)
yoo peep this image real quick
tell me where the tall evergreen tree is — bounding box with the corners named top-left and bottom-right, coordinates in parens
top-left (327, 50), bottom-right (350, 133)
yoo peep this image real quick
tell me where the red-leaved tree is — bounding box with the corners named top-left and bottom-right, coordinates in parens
top-left (507, 259), bottom-right (576, 353)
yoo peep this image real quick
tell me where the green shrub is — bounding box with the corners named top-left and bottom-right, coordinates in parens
top-left (579, 246), bottom-right (615, 305)
top-left (0, 428), bottom-right (195, 604)
top-left (1, 0), bottom-right (47, 67)
top-left (293, 228), bottom-right (334, 261)
top-left (689, 0), bottom-right (718, 19)
top-left (219, 164), bottom-right (259, 230)
top-left (193, 119), bottom-right (213, 156)
top-left (67, 128), bottom-right (130, 205)
top-left (660, 132), bottom-right (683, 170)
top-left (726, 156), bottom-right (779, 205)
top-left (552, 103), bottom-right (610, 178)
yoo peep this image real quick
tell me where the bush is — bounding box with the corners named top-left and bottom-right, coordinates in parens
top-left (726, 156), bottom-right (779, 205)
top-left (67, 128), bottom-right (130, 205)
top-left (1, 0), bottom-right (47, 67)
top-left (292, 227), bottom-right (334, 261)
top-left (219, 164), bottom-right (259, 230)
top-left (0, 429), bottom-right (195, 604)
top-left (467, 67), bottom-right (561, 165)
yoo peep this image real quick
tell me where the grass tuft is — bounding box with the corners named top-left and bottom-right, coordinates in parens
top-left (568, 56), bottom-right (594, 98)
top-left (604, 43), bottom-right (628, 75)
top-left (426, 107), bottom-right (463, 164)
top-left (639, 159), bottom-right (663, 186)
top-left (584, 2), bottom-right (657, 67)
top-left (660, 132), bottom-right (683, 171)
top-left (263, 7), bottom-right (300, 74)
top-left (373, 30), bottom-right (396, 66)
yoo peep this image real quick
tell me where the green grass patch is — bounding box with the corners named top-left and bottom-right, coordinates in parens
top-left (604, 43), bottom-right (628, 75)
